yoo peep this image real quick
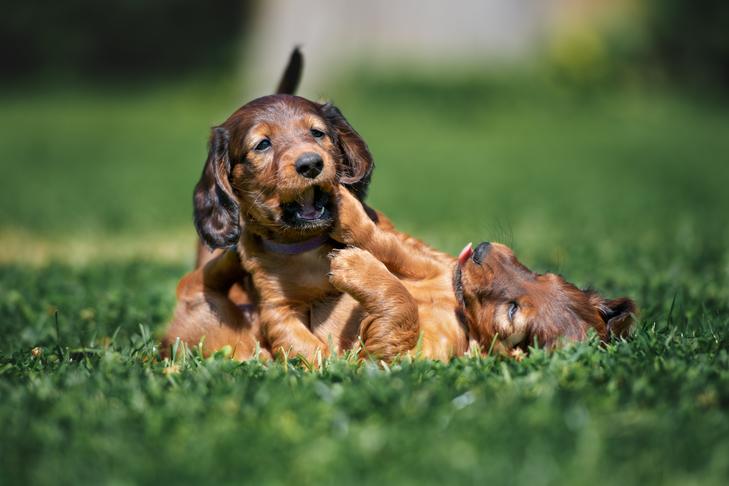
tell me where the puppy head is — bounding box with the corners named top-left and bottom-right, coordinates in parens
top-left (454, 242), bottom-right (636, 354)
top-left (194, 95), bottom-right (373, 247)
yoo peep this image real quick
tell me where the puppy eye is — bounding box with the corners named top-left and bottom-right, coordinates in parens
top-left (254, 139), bottom-right (271, 151)
top-left (508, 301), bottom-right (519, 321)
top-left (310, 128), bottom-right (325, 139)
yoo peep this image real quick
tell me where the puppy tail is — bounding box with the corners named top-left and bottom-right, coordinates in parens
top-left (275, 46), bottom-right (304, 95)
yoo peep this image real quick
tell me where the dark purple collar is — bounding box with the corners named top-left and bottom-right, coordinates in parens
top-left (260, 233), bottom-right (331, 255)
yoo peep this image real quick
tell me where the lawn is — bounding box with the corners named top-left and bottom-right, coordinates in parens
top-left (1, 73), bottom-right (728, 485)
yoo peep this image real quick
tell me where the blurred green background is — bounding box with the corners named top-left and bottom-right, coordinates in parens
top-left (1, 1), bottom-right (729, 484)
top-left (1, 0), bottom-right (728, 264)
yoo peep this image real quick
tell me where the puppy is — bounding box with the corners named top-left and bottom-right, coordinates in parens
top-left (191, 99), bottom-right (374, 362)
top-left (312, 188), bottom-right (637, 360)
top-left (454, 242), bottom-right (636, 355)
top-left (164, 49), bottom-right (373, 361)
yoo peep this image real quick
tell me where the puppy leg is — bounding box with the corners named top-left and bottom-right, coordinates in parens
top-left (329, 248), bottom-right (420, 361)
top-left (240, 235), bottom-right (330, 364)
top-left (263, 305), bottom-right (330, 363)
top-left (333, 187), bottom-right (442, 279)
top-left (163, 250), bottom-right (266, 361)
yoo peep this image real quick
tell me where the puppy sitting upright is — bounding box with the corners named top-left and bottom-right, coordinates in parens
top-left (192, 88), bottom-right (373, 361)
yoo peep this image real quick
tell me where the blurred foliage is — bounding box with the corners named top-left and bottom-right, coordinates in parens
top-left (0, 0), bottom-right (249, 80)
top-left (548, 0), bottom-right (729, 92)
top-left (2, 0), bottom-right (727, 92)
top-left (644, 0), bottom-right (729, 87)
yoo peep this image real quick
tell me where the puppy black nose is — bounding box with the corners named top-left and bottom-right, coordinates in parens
top-left (472, 242), bottom-right (492, 265)
top-left (295, 153), bottom-right (324, 179)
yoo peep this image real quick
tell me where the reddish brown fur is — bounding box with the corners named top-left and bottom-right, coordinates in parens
top-left (323, 188), bottom-right (464, 360)
top-left (164, 93), bottom-right (376, 362)
top-left (165, 49), bottom-right (378, 361)
top-left (165, 249), bottom-right (267, 360)
top-left (308, 190), bottom-right (637, 360)
top-left (166, 184), bottom-right (637, 363)
top-left (455, 243), bottom-right (637, 355)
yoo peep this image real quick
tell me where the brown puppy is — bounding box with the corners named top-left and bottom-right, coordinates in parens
top-left (454, 242), bottom-right (636, 355)
top-left (225, 98), bottom-right (373, 361)
top-left (312, 188), bottom-right (637, 360)
top-left (164, 50), bottom-right (375, 361)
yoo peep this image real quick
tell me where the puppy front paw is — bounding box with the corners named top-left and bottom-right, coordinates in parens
top-left (331, 186), bottom-right (371, 245)
top-left (328, 247), bottom-right (376, 291)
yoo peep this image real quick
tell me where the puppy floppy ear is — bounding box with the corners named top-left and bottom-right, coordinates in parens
top-left (193, 127), bottom-right (240, 249)
top-left (320, 103), bottom-right (374, 200)
top-left (594, 296), bottom-right (637, 339)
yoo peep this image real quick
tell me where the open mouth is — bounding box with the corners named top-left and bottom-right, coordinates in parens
top-left (280, 186), bottom-right (333, 228)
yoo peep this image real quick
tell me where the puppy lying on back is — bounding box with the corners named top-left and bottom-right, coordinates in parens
top-left (311, 188), bottom-right (637, 360)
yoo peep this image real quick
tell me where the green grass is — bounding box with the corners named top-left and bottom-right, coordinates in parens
top-left (1, 74), bottom-right (728, 484)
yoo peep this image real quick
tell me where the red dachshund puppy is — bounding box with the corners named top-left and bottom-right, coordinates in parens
top-left (164, 49), bottom-right (377, 361)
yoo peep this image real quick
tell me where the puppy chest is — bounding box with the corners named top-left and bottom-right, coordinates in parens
top-left (267, 251), bottom-right (335, 299)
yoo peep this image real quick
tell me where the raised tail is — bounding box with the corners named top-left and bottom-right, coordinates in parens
top-left (275, 47), bottom-right (304, 95)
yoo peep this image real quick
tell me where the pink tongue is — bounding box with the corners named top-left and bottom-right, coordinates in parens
top-left (298, 188), bottom-right (319, 219)
top-left (300, 203), bottom-right (319, 219)
top-left (458, 242), bottom-right (473, 265)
